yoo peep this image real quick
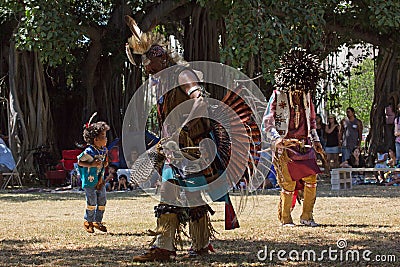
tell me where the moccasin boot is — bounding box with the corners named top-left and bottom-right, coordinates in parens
top-left (133, 247), bottom-right (176, 262)
top-left (185, 245), bottom-right (211, 258)
top-left (84, 221), bottom-right (94, 233)
top-left (93, 222), bottom-right (107, 232)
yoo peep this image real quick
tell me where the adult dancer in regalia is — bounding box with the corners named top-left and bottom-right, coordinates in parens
top-left (124, 16), bottom-right (260, 262)
top-left (263, 49), bottom-right (324, 227)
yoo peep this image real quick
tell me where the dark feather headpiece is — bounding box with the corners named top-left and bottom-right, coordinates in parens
top-left (275, 48), bottom-right (322, 92)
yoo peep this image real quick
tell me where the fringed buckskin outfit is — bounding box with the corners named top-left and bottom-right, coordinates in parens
top-left (262, 49), bottom-right (323, 226)
top-left (150, 66), bottom-right (219, 255)
top-left (124, 16), bottom-right (249, 261)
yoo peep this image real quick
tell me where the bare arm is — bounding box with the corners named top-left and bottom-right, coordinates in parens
top-left (177, 69), bottom-right (208, 129)
top-left (338, 119), bottom-right (344, 145)
top-left (395, 118), bottom-right (400, 137)
top-left (340, 160), bottom-right (350, 168)
top-left (325, 124), bottom-right (338, 134)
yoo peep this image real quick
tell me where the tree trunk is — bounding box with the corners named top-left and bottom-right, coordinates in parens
top-left (183, 5), bottom-right (224, 99)
top-left (8, 41), bottom-right (56, 174)
top-left (367, 48), bottom-right (400, 165)
top-left (81, 26), bottom-right (103, 122)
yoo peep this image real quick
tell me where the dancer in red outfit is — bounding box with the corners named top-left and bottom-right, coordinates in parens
top-left (263, 49), bottom-right (324, 227)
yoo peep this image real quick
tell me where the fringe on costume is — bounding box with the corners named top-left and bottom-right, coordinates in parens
top-left (149, 205), bottom-right (190, 250)
top-left (189, 212), bottom-right (217, 251)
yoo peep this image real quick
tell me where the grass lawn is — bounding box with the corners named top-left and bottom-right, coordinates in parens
top-left (0, 180), bottom-right (399, 266)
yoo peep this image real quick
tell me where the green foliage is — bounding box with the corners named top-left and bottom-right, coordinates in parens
top-left (3, 0), bottom-right (115, 67)
top-left (198, 0), bottom-right (400, 89)
top-left (11, 1), bottom-right (80, 66)
top-left (331, 58), bottom-right (374, 127)
top-left (220, 1), bottom-right (326, 82)
top-left (361, 0), bottom-right (400, 32)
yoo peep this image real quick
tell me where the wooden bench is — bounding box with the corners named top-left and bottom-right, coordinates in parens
top-left (330, 168), bottom-right (400, 190)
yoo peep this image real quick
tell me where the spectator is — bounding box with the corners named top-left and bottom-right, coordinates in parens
top-left (387, 148), bottom-right (397, 167)
top-left (127, 147), bottom-right (139, 168)
top-left (385, 103), bottom-right (396, 145)
top-left (394, 104), bottom-right (400, 163)
top-left (118, 174), bottom-right (128, 191)
top-left (383, 148), bottom-right (400, 186)
top-left (238, 177), bottom-right (247, 190)
top-left (385, 176), bottom-right (400, 186)
top-left (316, 114), bottom-right (326, 149)
top-left (0, 129), bottom-right (8, 145)
top-left (339, 107), bottom-right (363, 163)
top-left (374, 145), bottom-right (389, 184)
top-left (105, 164), bottom-right (118, 191)
top-left (0, 137), bottom-right (16, 186)
top-left (325, 114), bottom-right (340, 168)
top-left (340, 146), bottom-right (366, 184)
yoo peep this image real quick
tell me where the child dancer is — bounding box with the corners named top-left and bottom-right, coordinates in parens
top-left (78, 113), bottom-right (109, 233)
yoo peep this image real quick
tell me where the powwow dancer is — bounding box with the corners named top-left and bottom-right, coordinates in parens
top-left (262, 49), bottom-right (324, 227)
top-left (77, 113), bottom-right (110, 233)
top-left (124, 16), bottom-right (261, 261)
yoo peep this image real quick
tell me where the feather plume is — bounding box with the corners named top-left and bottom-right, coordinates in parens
top-left (129, 145), bottom-right (165, 185)
top-left (125, 43), bottom-right (136, 65)
top-left (125, 15), bottom-right (142, 41)
top-left (88, 112), bottom-right (97, 125)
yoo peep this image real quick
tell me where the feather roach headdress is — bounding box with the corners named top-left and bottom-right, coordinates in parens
top-left (275, 48), bottom-right (322, 92)
top-left (125, 15), bottom-right (186, 66)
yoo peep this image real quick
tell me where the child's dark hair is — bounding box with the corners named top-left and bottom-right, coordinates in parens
top-left (119, 174), bottom-right (127, 180)
top-left (109, 164), bottom-right (118, 171)
top-left (83, 121), bottom-right (110, 145)
top-left (376, 144), bottom-right (386, 154)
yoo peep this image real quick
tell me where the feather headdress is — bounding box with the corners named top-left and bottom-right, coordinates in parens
top-left (125, 15), bottom-right (186, 66)
top-left (275, 48), bottom-right (322, 92)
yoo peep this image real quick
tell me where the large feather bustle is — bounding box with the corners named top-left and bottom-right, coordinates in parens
top-left (211, 85), bottom-right (262, 186)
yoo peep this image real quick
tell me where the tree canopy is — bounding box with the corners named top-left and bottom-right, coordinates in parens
top-left (1, 0), bottom-right (399, 170)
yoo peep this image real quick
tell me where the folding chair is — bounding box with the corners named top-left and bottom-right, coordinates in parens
top-left (1, 157), bottom-right (22, 189)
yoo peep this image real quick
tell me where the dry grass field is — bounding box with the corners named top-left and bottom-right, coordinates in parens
top-left (1, 180), bottom-right (400, 266)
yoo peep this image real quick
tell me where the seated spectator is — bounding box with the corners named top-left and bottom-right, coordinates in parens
top-left (374, 145), bottom-right (389, 184)
top-left (0, 130), bottom-right (8, 144)
top-left (0, 137), bottom-right (16, 186)
top-left (340, 146), bottom-right (366, 184)
top-left (263, 165), bottom-right (278, 189)
top-left (384, 148), bottom-right (400, 186)
top-left (387, 148), bottom-right (397, 167)
top-left (118, 174), bottom-right (129, 190)
top-left (238, 177), bottom-right (247, 190)
top-left (105, 164), bottom-right (118, 191)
